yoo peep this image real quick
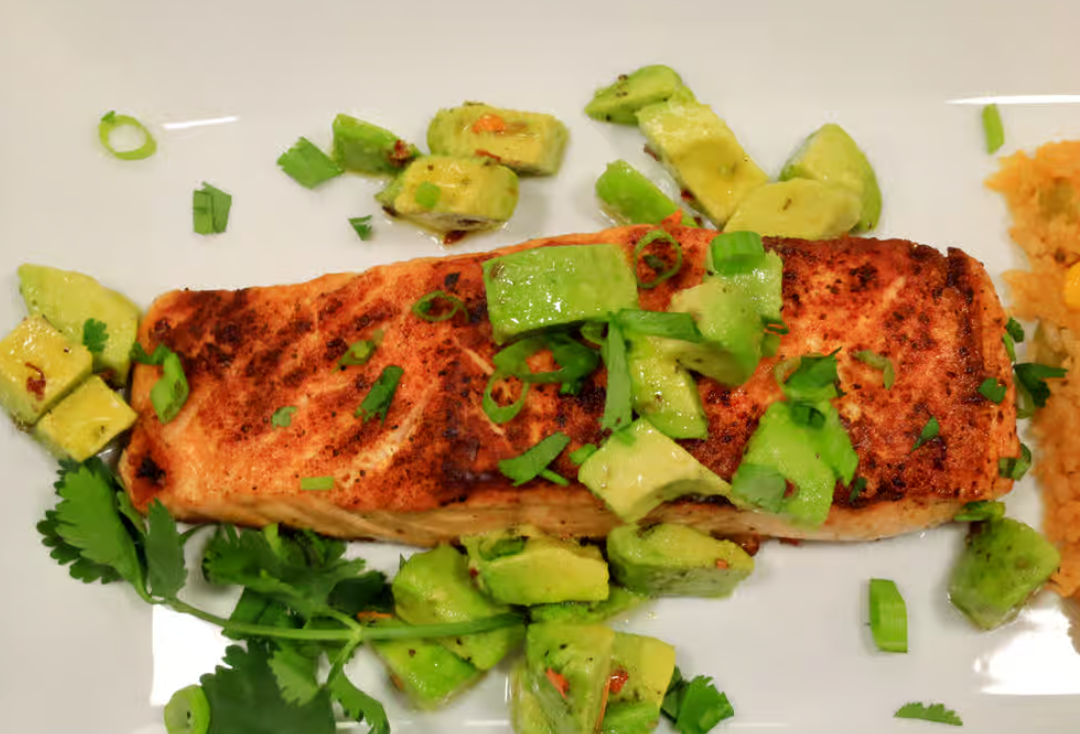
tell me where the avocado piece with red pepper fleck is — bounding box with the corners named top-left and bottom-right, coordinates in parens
top-left (369, 618), bottom-right (482, 710)
top-left (427, 103), bottom-right (569, 176)
top-left (526, 622), bottom-right (615, 734)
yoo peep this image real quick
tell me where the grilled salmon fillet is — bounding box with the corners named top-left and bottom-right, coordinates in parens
top-left (119, 225), bottom-right (1019, 546)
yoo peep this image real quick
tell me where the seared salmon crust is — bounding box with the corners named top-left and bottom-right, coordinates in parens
top-left (120, 225), bottom-right (1018, 546)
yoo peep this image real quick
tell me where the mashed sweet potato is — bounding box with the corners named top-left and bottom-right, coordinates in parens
top-left (988, 141), bottom-right (1080, 598)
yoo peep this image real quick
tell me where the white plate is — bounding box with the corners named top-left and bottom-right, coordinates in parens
top-left (2, 1), bottom-right (1079, 732)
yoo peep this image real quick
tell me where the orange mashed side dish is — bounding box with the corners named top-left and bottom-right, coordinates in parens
top-left (988, 141), bottom-right (1080, 599)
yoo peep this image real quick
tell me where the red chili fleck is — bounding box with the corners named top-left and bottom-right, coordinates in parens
top-left (779, 537), bottom-right (802, 547)
top-left (443, 230), bottom-right (468, 246)
top-left (25, 363), bottom-right (46, 399)
top-left (643, 145), bottom-right (659, 161)
top-left (545, 668), bottom-right (570, 699)
top-left (388, 139), bottom-right (414, 167)
top-left (609, 669), bottom-right (630, 696)
top-left (475, 149), bottom-right (503, 163)
top-left (680, 189), bottom-right (696, 203)
top-left (469, 567), bottom-right (479, 578)
top-left (715, 558), bottom-right (730, 570)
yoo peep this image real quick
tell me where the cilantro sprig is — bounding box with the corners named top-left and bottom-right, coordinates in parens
top-left (894, 702), bottom-right (964, 726)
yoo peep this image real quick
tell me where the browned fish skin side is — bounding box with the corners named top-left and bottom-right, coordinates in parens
top-left (119, 225), bottom-right (1019, 546)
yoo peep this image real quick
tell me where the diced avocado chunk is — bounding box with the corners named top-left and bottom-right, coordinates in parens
top-left (706, 249), bottom-right (784, 324)
top-left (34, 375), bottom-right (137, 461)
top-left (949, 518), bottom-right (1061, 630)
top-left (18, 264), bottom-right (140, 385)
top-left (607, 524), bottom-right (754, 598)
top-left (578, 418), bottom-right (730, 523)
top-left (601, 702), bottom-right (660, 734)
top-left (586, 65), bottom-right (685, 125)
top-left (0, 316), bottom-right (92, 425)
top-left (483, 244), bottom-right (639, 344)
top-left (780, 123), bottom-right (882, 232)
top-left (596, 161), bottom-right (696, 227)
top-left (627, 336), bottom-right (707, 439)
top-left (724, 180), bottom-right (860, 240)
top-left (377, 155), bottom-right (519, 235)
top-left (511, 659), bottom-right (556, 734)
top-left (663, 278), bottom-right (762, 386)
top-left (428, 103), bottom-right (569, 176)
top-left (370, 619), bottom-right (481, 710)
top-left (526, 622), bottom-right (615, 734)
top-left (608, 632), bottom-right (676, 732)
top-left (530, 585), bottom-right (650, 625)
top-left (637, 93), bottom-right (768, 227)
top-left (331, 113), bottom-right (419, 175)
top-left (392, 544), bottom-right (523, 670)
top-left (464, 526), bottom-right (610, 606)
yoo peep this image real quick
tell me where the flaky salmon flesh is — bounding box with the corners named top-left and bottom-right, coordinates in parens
top-left (119, 224), bottom-right (1019, 546)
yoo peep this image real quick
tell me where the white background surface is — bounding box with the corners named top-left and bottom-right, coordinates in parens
top-left (2, 1), bottom-right (1080, 732)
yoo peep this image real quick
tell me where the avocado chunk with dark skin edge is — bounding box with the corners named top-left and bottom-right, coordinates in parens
top-left (586, 65), bottom-right (686, 125)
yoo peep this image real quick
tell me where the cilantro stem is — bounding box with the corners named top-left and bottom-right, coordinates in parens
top-left (322, 608), bottom-right (363, 631)
top-left (362, 613), bottom-right (524, 641)
top-left (166, 599), bottom-right (358, 642)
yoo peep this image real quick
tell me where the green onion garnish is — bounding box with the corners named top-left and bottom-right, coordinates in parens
top-left (849, 477), bottom-right (867, 503)
top-left (414, 181), bottom-right (442, 210)
top-left (300, 476), bottom-right (334, 491)
top-left (998, 443), bottom-right (1032, 481)
top-left (954, 500), bottom-right (1006, 523)
top-left (490, 335), bottom-right (600, 395)
top-left (708, 231), bottom-right (765, 275)
top-left (349, 215), bottom-right (374, 241)
top-left (193, 182), bottom-right (232, 235)
top-left (412, 291), bottom-right (466, 323)
top-left (539, 468), bottom-right (569, 486)
top-left (779, 349), bottom-right (842, 402)
top-left (982, 104), bottom-right (1005, 155)
top-left (277, 137), bottom-right (343, 189)
top-left (633, 229), bottom-right (683, 289)
top-left (569, 444), bottom-right (598, 465)
top-left (1014, 362), bottom-right (1067, 418)
top-left (271, 406), bottom-right (297, 428)
top-left (869, 578), bottom-right (908, 653)
top-left (1005, 317), bottom-right (1025, 344)
top-left (482, 372), bottom-right (530, 425)
top-left (853, 350), bottom-right (895, 390)
top-left (497, 432), bottom-right (571, 486)
top-left (132, 342), bottom-right (190, 424)
top-left (600, 320), bottom-right (632, 432)
top-left (355, 365), bottom-right (404, 425)
top-left (615, 309), bottom-right (703, 343)
top-left (912, 416), bottom-right (940, 451)
top-left (98, 111), bottom-right (157, 160)
top-left (339, 330), bottom-right (384, 367)
top-left (580, 321), bottom-right (607, 346)
top-left (977, 377), bottom-right (1006, 404)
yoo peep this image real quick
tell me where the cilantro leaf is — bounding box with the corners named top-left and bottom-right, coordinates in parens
top-left (271, 406), bottom-right (297, 428)
top-left (82, 318), bottom-right (109, 354)
top-left (894, 702), bottom-right (963, 726)
top-left (779, 350), bottom-right (842, 402)
top-left (349, 215), bottom-right (374, 241)
top-left (145, 499), bottom-right (187, 599)
top-left (662, 668), bottom-right (735, 734)
top-left (329, 673), bottom-right (390, 734)
top-left (356, 365), bottom-right (404, 425)
top-left (201, 644), bottom-right (335, 734)
top-left (327, 571), bottom-right (394, 616)
top-left (268, 645), bottom-right (320, 706)
top-left (912, 416), bottom-right (940, 451)
top-left (1014, 362), bottom-right (1067, 418)
top-left (37, 509), bottom-right (122, 584)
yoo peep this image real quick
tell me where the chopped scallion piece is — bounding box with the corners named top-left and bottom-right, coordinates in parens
top-left (355, 365), bottom-right (404, 425)
top-left (954, 500), bottom-right (1006, 523)
top-left (1003, 332), bottom-right (1017, 363)
top-left (300, 476), bottom-right (335, 491)
top-left (539, 468), bottom-right (569, 486)
top-left (98, 110), bottom-right (157, 160)
top-left (193, 182), bottom-right (232, 235)
top-left (414, 181), bottom-right (442, 209)
top-left (633, 229), bottom-right (683, 289)
top-left (849, 477), bottom-right (867, 504)
top-left (869, 578), bottom-right (907, 653)
top-left (1005, 317), bottom-right (1025, 344)
top-left (853, 350), bottom-right (895, 390)
top-left (482, 372), bottom-right (530, 424)
top-left (349, 215), bottom-right (374, 241)
top-left (894, 702), bottom-right (963, 727)
top-left (271, 406), bottom-right (297, 428)
top-left (982, 104), bottom-right (1005, 155)
top-left (779, 349), bottom-right (842, 402)
top-left (497, 432), bottom-right (571, 486)
top-left (277, 137), bottom-right (343, 189)
top-left (998, 443), bottom-right (1032, 481)
top-left (132, 342), bottom-right (190, 424)
top-left (912, 416), bottom-right (940, 451)
top-left (569, 444), bottom-right (598, 465)
top-left (615, 309), bottom-right (702, 342)
top-left (977, 377), bottom-right (1006, 404)
top-left (600, 320), bottom-right (632, 432)
top-left (339, 330), bottom-right (384, 367)
top-left (708, 231), bottom-right (765, 275)
top-left (1013, 362), bottom-right (1067, 418)
top-left (412, 290), bottom-right (466, 323)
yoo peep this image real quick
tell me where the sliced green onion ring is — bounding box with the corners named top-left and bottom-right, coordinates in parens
top-left (998, 443), bottom-right (1032, 481)
top-left (854, 349), bottom-right (896, 390)
top-left (869, 578), bottom-right (907, 653)
top-left (708, 231), bottom-right (765, 275)
top-left (634, 229), bottom-right (683, 289)
top-left (497, 432), bottom-right (571, 486)
top-left (581, 321), bottom-right (607, 346)
top-left (483, 371), bottom-right (530, 425)
top-left (164, 684), bottom-right (211, 734)
top-left (98, 110), bottom-right (157, 160)
top-left (412, 290), bottom-right (466, 322)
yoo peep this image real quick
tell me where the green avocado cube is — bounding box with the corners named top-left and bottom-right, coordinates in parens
top-left (627, 335), bottom-right (708, 440)
top-left (610, 632), bottom-right (676, 712)
top-left (377, 155), bottom-right (519, 235)
top-left (586, 65), bottom-right (686, 125)
top-left (510, 659), bottom-right (556, 734)
top-left (483, 244), bottom-right (639, 344)
top-left (34, 375), bottom-right (137, 461)
top-left (427, 103), bottom-right (569, 176)
top-left (529, 585), bottom-right (650, 625)
top-left (949, 518), bottom-right (1061, 630)
top-left (780, 123), bottom-right (882, 232)
top-left (725, 179), bottom-right (861, 240)
top-left (578, 418), bottom-right (731, 523)
top-left (332, 113), bottom-right (420, 175)
top-left (526, 622), bottom-right (615, 734)
top-left (607, 524), bottom-right (754, 598)
top-left (0, 316), bottom-right (92, 425)
top-left (595, 160), bottom-right (697, 227)
top-left (391, 544), bottom-right (523, 670)
top-left (370, 619), bottom-right (482, 710)
top-left (637, 91), bottom-right (768, 227)
top-left (601, 701), bottom-right (661, 734)
top-left (18, 264), bottom-right (140, 385)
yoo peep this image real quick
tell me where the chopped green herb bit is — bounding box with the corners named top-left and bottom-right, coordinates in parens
top-left (853, 349), bottom-right (895, 390)
top-left (1014, 362), bottom-right (1067, 418)
top-left (1003, 332), bottom-right (1017, 363)
top-left (615, 309), bottom-right (702, 342)
top-left (762, 317), bottom-right (789, 336)
top-left (414, 181), bottom-right (442, 209)
top-left (849, 476), bottom-right (868, 503)
top-left (1005, 317), bottom-right (1025, 344)
top-left (132, 343), bottom-right (189, 423)
top-left (349, 215), bottom-right (374, 241)
top-left (982, 104), bottom-right (1005, 155)
top-left (569, 444), bottom-right (598, 465)
top-left (193, 182), bottom-right (232, 235)
top-left (998, 443), bottom-right (1033, 481)
top-left (483, 371), bottom-right (529, 425)
top-left (600, 321), bottom-right (633, 432)
top-left (708, 230), bottom-right (765, 276)
top-left (412, 290), bottom-right (466, 323)
top-left (300, 476), bottom-right (335, 491)
top-left (662, 667), bottom-right (735, 734)
top-left (355, 365), bottom-right (404, 425)
top-left (339, 331), bottom-right (383, 367)
top-left (954, 500), bottom-right (1006, 523)
top-left (869, 578), bottom-right (907, 653)
top-left (82, 318), bottom-right (109, 355)
top-left (539, 468), bottom-right (569, 486)
top-left (977, 377), bottom-right (1007, 404)
top-left (912, 416), bottom-right (940, 451)
top-left (277, 137), bottom-right (344, 189)
top-left (730, 463), bottom-right (786, 514)
top-left (778, 349), bottom-right (842, 402)
top-left (894, 702), bottom-right (963, 727)
top-left (271, 406), bottom-right (297, 428)
top-left (98, 110), bottom-right (157, 160)
top-left (497, 432), bottom-right (571, 486)
top-left (634, 229), bottom-right (683, 288)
